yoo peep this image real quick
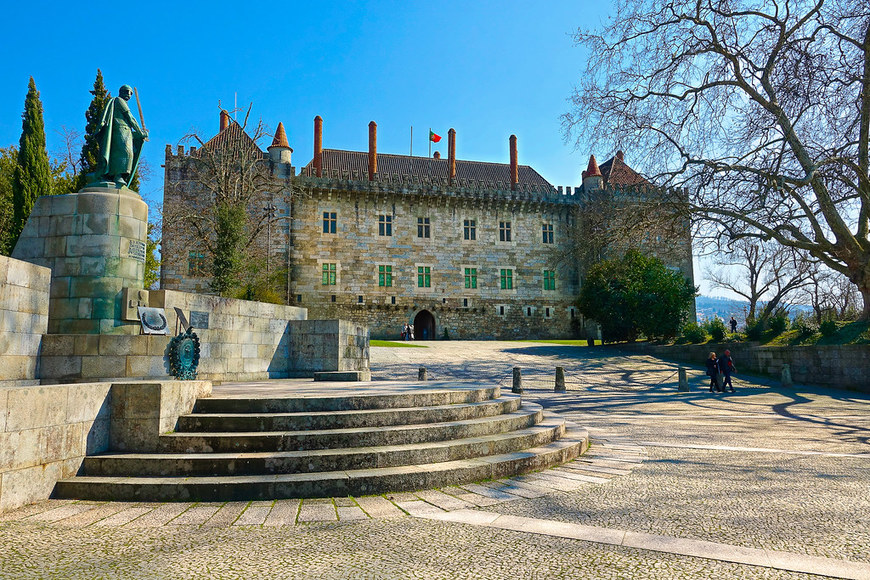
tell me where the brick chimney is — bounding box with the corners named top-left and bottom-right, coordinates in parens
top-left (220, 110), bottom-right (230, 132)
top-left (368, 121), bottom-right (377, 180)
top-left (448, 128), bottom-right (456, 184)
top-left (509, 135), bottom-right (518, 191)
top-left (314, 116), bottom-right (323, 177)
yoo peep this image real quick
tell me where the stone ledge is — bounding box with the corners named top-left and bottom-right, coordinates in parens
top-left (314, 371), bottom-right (372, 382)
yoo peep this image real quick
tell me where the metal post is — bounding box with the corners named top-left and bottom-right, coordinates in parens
top-left (512, 367), bottom-right (523, 394)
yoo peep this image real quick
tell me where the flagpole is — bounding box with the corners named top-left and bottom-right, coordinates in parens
top-left (410, 126), bottom-right (413, 157)
top-left (428, 127), bottom-right (432, 158)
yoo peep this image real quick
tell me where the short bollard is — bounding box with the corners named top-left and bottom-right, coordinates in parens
top-left (554, 366), bottom-right (566, 393)
top-left (512, 367), bottom-right (523, 394)
top-left (781, 364), bottom-right (793, 388)
top-left (678, 367), bottom-right (689, 391)
top-left (418, 367), bottom-right (427, 381)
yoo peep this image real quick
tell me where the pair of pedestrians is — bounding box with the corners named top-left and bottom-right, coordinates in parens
top-left (705, 350), bottom-right (736, 393)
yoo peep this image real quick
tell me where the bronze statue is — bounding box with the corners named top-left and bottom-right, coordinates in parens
top-left (90, 85), bottom-right (148, 188)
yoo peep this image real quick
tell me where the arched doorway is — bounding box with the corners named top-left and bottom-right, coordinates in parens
top-left (413, 310), bottom-right (436, 341)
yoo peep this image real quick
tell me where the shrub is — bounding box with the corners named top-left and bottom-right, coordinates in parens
top-left (681, 322), bottom-right (707, 343)
top-left (792, 312), bottom-right (818, 337)
top-left (820, 320), bottom-right (839, 337)
top-left (745, 317), bottom-right (763, 340)
top-left (703, 317), bottom-right (727, 342)
top-left (769, 312), bottom-right (790, 334)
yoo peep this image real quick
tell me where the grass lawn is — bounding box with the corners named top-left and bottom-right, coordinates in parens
top-left (370, 340), bottom-right (428, 348)
top-left (515, 339), bottom-right (602, 346)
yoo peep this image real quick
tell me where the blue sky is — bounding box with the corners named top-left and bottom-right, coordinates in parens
top-left (0, 0), bottom-right (718, 295)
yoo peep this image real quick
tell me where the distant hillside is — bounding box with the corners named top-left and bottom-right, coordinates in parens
top-left (695, 295), bottom-right (811, 325)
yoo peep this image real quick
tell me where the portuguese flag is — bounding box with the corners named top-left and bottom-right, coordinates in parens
top-left (429, 130), bottom-right (442, 143)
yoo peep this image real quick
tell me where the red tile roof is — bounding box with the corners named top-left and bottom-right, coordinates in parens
top-left (201, 121), bottom-right (262, 155)
top-left (304, 149), bottom-right (554, 190)
top-left (598, 152), bottom-right (649, 187)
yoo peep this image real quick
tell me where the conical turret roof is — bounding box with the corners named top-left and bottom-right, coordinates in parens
top-left (270, 122), bottom-right (290, 148)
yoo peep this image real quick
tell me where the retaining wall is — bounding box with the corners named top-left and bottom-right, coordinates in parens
top-left (0, 380), bottom-right (210, 513)
top-left (0, 256), bottom-right (50, 386)
top-left (620, 342), bottom-right (870, 393)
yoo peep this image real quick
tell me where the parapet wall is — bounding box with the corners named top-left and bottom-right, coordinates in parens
top-left (619, 342), bottom-right (870, 393)
top-left (0, 256), bottom-right (50, 386)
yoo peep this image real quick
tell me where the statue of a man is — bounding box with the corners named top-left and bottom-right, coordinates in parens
top-left (92, 85), bottom-right (148, 188)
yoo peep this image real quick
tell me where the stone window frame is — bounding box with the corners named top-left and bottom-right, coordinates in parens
top-left (416, 264), bottom-right (432, 289)
top-left (544, 306), bottom-right (553, 319)
top-left (569, 306), bottom-right (577, 319)
top-left (378, 214), bottom-right (393, 237)
top-left (188, 250), bottom-right (208, 277)
top-left (542, 223), bottom-right (554, 244)
top-left (462, 265), bottom-right (479, 290)
top-left (322, 211), bottom-right (337, 235)
top-left (499, 267), bottom-right (516, 292)
top-left (417, 217), bottom-right (431, 239)
top-left (498, 221), bottom-right (512, 243)
top-left (496, 304), bottom-right (508, 317)
top-left (543, 269), bottom-right (556, 291)
top-left (378, 264), bottom-right (394, 288)
top-left (462, 218), bottom-right (477, 241)
top-left (319, 260), bottom-right (339, 286)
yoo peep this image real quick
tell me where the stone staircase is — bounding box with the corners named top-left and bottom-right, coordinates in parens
top-left (54, 384), bottom-right (588, 502)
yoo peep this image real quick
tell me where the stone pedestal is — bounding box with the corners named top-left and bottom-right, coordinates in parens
top-left (12, 186), bottom-right (148, 334)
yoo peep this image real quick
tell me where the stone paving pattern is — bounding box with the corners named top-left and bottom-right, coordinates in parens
top-left (1, 341), bottom-right (868, 578)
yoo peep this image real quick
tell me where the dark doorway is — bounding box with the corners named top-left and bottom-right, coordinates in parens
top-left (413, 310), bottom-right (436, 340)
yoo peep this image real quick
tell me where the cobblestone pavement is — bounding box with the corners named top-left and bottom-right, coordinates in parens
top-left (1, 341), bottom-right (868, 579)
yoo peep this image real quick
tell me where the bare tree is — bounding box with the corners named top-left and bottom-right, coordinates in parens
top-left (707, 237), bottom-right (813, 321)
top-left (800, 264), bottom-right (864, 321)
top-left (565, 0), bottom-right (870, 318)
top-left (163, 108), bottom-right (292, 297)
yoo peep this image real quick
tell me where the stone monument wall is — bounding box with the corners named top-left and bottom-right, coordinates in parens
top-left (37, 289), bottom-right (367, 383)
top-left (0, 256), bottom-right (50, 386)
top-left (11, 187), bottom-right (148, 335)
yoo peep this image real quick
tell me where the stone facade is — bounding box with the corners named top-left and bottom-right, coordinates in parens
top-left (161, 119), bottom-right (695, 340)
top-left (0, 256), bottom-right (50, 386)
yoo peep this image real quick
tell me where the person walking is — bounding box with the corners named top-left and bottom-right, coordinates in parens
top-left (401, 323), bottom-right (408, 341)
top-left (718, 349), bottom-right (736, 392)
top-left (706, 352), bottom-right (721, 392)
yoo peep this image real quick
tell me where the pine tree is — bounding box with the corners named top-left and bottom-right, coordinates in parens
top-left (76, 69), bottom-right (109, 190)
top-left (11, 77), bottom-right (52, 248)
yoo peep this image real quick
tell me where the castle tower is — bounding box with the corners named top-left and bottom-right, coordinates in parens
top-left (582, 154), bottom-right (603, 191)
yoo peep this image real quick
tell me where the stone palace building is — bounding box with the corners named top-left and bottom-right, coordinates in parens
top-left (161, 113), bottom-right (694, 340)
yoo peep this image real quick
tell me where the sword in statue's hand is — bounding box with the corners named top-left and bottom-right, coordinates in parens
top-left (134, 87), bottom-right (149, 141)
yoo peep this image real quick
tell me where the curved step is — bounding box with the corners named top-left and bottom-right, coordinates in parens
top-left (54, 423), bottom-right (589, 502)
top-left (160, 403), bottom-right (544, 453)
top-left (177, 396), bottom-right (521, 432)
top-left (194, 384), bottom-right (499, 414)
top-left (83, 417), bottom-right (565, 477)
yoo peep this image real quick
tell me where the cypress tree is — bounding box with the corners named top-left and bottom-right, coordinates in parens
top-left (11, 77), bottom-right (52, 247)
top-left (76, 69), bottom-right (109, 190)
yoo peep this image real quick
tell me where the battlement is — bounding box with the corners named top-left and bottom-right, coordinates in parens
top-left (293, 168), bottom-right (685, 206)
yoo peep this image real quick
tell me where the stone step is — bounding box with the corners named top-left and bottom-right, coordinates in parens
top-left (159, 404), bottom-right (544, 453)
top-left (54, 424), bottom-right (589, 502)
top-left (177, 396), bottom-right (521, 432)
top-left (82, 418), bottom-right (565, 477)
top-left (193, 384), bottom-right (499, 414)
